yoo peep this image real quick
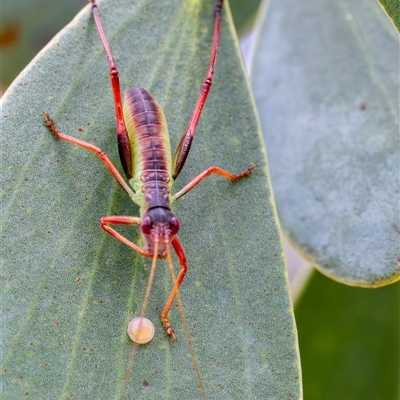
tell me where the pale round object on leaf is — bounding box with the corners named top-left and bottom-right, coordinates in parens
top-left (127, 317), bottom-right (155, 344)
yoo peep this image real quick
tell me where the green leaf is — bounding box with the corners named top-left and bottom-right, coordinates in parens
top-left (377, 0), bottom-right (400, 33)
top-left (229, 0), bottom-right (262, 35)
top-left (296, 273), bottom-right (400, 399)
top-left (251, 0), bottom-right (399, 286)
top-left (1, 0), bottom-right (301, 398)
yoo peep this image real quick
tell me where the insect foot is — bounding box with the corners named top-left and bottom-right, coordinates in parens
top-left (162, 318), bottom-right (177, 340)
top-left (234, 163), bottom-right (258, 180)
top-left (43, 112), bottom-right (60, 138)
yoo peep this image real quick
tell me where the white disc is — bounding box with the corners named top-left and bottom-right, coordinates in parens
top-left (127, 317), bottom-right (155, 344)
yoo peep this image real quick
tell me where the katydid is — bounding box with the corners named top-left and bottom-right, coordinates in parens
top-left (44, 0), bottom-right (255, 344)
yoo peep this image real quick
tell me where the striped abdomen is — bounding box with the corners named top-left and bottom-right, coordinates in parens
top-left (122, 88), bottom-right (173, 214)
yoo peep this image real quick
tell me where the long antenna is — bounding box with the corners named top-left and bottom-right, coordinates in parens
top-left (165, 245), bottom-right (207, 400)
top-left (120, 241), bottom-right (159, 399)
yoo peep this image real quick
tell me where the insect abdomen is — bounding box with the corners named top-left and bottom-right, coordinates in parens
top-left (123, 88), bottom-right (173, 212)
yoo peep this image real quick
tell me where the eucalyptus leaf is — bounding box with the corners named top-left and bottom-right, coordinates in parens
top-left (252, 0), bottom-right (399, 286)
top-left (1, 0), bottom-right (301, 398)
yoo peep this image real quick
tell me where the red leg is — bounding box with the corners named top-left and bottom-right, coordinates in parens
top-left (161, 236), bottom-right (188, 339)
top-left (172, 0), bottom-right (224, 180)
top-left (44, 113), bottom-right (133, 196)
top-left (172, 164), bottom-right (256, 201)
top-left (90, 0), bottom-right (132, 178)
top-left (100, 216), bottom-right (151, 257)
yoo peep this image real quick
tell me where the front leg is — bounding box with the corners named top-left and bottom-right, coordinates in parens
top-left (161, 236), bottom-right (188, 339)
top-left (100, 216), bottom-right (150, 257)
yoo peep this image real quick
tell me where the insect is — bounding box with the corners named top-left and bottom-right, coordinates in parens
top-left (44, 0), bottom-right (256, 343)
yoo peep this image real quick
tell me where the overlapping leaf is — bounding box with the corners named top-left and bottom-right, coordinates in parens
top-left (252, 0), bottom-right (399, 286)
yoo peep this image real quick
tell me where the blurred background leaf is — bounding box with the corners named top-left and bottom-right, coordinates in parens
top-left (377, 0), bottom-right (400, 32)
top-left (229, 0), bottom-right (262, 35)
top-left (0, 0), bottom-right (84, 91)
top-left (296, 273), bottom-right (399, 400)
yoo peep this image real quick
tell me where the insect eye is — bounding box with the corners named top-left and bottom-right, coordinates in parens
top-left (169, 217), bottom-right (180, 235)
top-left (141, 216), bottom-right (153, 235)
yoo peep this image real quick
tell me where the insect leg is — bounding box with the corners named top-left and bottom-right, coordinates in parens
top-left (44, 113), bottom-right (133, 197)
top-left (90, 0), bottom-right (132, 178)
top-left (171, 164), bottom-right (256, 201)
top-left (172, 0), bottom-right (224, 180)
top-left (100, 216), bottom-right (150, 257)
top-left (161, 236), bottom-right (188, 339)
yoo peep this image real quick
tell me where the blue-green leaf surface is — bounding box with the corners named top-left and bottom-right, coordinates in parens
top-left (1, 0), bottom-right (301, 398)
